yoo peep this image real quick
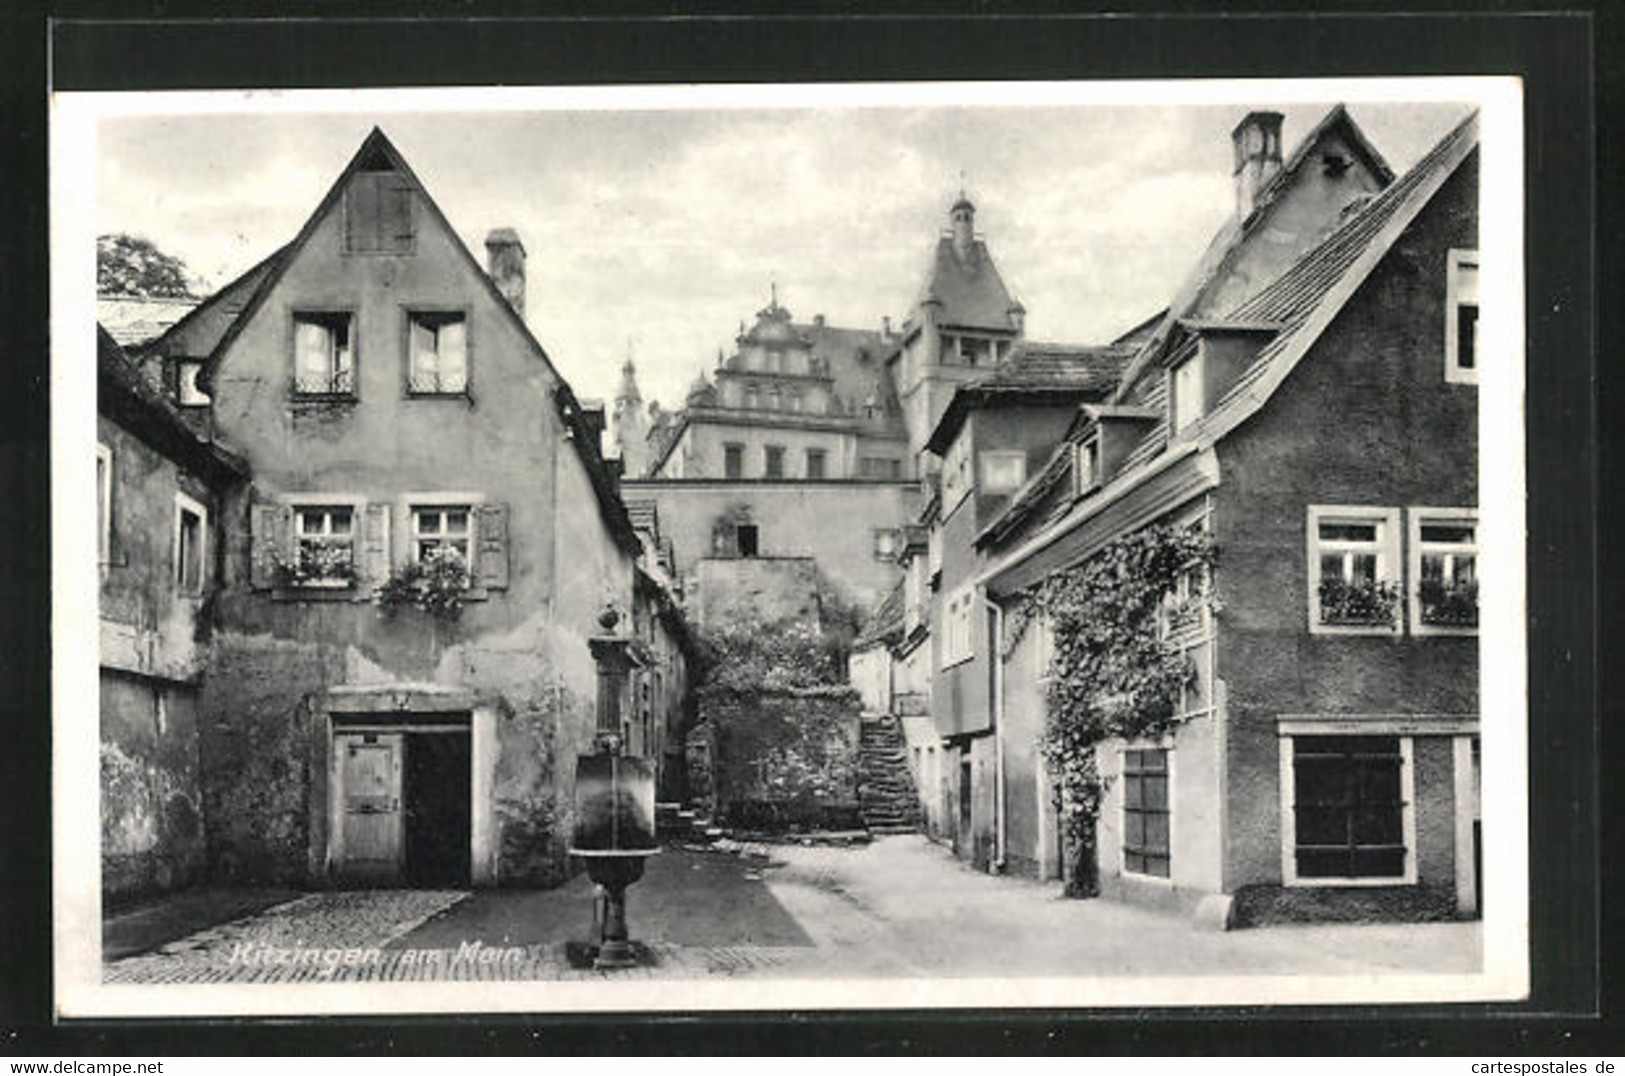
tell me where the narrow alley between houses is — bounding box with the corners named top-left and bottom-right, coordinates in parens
top-left (104, 835), bottom-right (1480, 985)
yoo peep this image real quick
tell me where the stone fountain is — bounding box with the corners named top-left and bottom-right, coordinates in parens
top-left (569, 605), bottom-right (659, 970)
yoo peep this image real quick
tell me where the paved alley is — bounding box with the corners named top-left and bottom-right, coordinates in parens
top-left (103, 836), bottom-right (1480, 984)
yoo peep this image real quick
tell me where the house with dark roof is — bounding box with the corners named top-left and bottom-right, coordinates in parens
top-left (972, 111), bottom-right (1482, 923)
top-left (97, 326), bottom-right (249, 904)
top-left (903, 341), bottom-right (1134, 870)
top-left (127, 127), bottom-right (681, 890)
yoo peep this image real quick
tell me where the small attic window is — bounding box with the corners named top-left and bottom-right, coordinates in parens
top-left (356, 145), bottom-right (394, 172)
top-left (1171, 352), bottom-right (1205, 434)
top-left (344, 171), bottom-right (415, 255)
top-left (1322, 153), bottom-right (1351, 177)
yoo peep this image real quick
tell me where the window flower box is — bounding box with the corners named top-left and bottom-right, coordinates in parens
top-left (1418, 577), bottom-right (1478, 628)
top-left (374, 545), bottom-right (471, 620)
top-left (1317, 577), bottom-right (1402, 628)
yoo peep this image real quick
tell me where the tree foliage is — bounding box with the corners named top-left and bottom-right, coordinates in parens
top-left (97, 233), bottom-right (198, 298)
top-left (1010, 522), bottom-right (1217, 896)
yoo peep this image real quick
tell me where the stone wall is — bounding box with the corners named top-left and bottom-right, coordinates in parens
top-left (691, 557), bottom-right (821, 633)
top-left (619, 479), bottom-right (917, 612)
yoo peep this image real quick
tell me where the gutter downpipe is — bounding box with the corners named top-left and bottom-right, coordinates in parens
top-left (985, 592), bottom-right (1007, 874)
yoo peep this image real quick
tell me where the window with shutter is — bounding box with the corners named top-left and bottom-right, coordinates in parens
top-left (343, 172), bottom-right (416, 255)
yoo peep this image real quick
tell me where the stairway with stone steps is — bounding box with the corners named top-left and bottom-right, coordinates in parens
top-left (656, 801), bottom-right (723, 844)
top-left (857, 713), bottom-right (924, 835)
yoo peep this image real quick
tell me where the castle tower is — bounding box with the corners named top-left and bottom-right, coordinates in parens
top-left (612, 349), bottom-right (649, 477)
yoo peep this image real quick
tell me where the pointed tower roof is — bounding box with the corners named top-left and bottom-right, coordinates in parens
top-left (617, 349), bottom-right (642, 404)
top-left (913, 196), bottom-right (1021, 333)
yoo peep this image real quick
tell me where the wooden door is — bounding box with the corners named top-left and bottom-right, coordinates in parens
top-left (335, 732), bottom-right (404, 884)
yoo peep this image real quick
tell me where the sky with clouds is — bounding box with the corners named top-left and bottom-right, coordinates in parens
top-left (97, 97), bottom-right (1470, 411)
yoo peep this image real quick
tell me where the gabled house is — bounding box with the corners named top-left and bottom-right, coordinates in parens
top-left (167, 128), bottom-right (650, 889)
top-left (97, 326), bottom-right (249, 903)
top-left (978, 111), bottom-right (1482, 923)
top-left (919, 342), bottom-right (1133, 870)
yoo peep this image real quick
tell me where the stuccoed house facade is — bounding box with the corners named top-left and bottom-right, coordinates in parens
top-left (121, 128), bottom-right (684, 891)
top-left (976, 111), bottom-right (1482, 925)
top-left (860, 104), bottom-right (1429, 893)
top-left (98, 328), bottom-right (250, 905)
top-left (918, 343), bottom-right (1132, 872)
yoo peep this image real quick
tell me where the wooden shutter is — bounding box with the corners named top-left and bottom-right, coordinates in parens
top-left (250, 504), bottom-right (292, 590)
top-left (345, 174), bottom-right (381, 253)
top-left (363, 503), bottom-right (392, 592)
top-left (477, 503), bottom-right (509, 591)
top-left (387, 182), bottom-right (415, 251)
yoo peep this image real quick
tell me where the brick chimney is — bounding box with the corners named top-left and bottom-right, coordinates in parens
top-left (484, 228), bottom-right (526, 319)
top-left (1231, 111), bottom-right (1284, 219)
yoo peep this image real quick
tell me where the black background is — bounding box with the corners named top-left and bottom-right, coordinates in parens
top-left (1, 3), bottom-right (1609, 1056)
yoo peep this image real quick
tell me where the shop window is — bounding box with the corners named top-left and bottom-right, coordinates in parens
top-left (1284, 735), bottom-right (1413, 883)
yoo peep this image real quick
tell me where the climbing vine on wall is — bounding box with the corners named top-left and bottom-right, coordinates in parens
top-left (1013, 522), bottom-right (1217, 897)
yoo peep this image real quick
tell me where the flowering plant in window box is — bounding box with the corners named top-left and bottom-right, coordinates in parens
top-left (374, 546), bottom-right (471, 620)
top-left (1317, 577), bottom-right (1402, 627)
top-left (265, 544), bottom-right (358, 589)
top-left (1418, 577), bottom-right (1478, 628)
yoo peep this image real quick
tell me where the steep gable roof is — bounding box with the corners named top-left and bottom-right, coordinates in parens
top-left (142, 242), bottom-right (291, 360)
top-left (1201, 110), bottom-right (1476, 431)
top-left (198, 127), bottom-right (640, 554)
top-left (977, 110), bottom-right (1478, 587)
top-left (1110, 104), bottom-right (1395, 407)
top-left (924, 341), bottom-right (1133, 455)
top-left (97, 325), bottom-right (248, 483)
top-left (97, 295), bottom-right (199, 349)
top-left (917, 236), bottom-right (1022, 332)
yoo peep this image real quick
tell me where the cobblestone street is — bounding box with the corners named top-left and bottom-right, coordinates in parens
top-left (104, 836), bottom-right (1481, 984)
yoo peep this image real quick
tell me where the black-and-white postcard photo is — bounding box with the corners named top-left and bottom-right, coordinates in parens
top-left (51, 76), bottom-right (1528, 1018)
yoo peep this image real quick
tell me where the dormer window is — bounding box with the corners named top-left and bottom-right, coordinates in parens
top-left (177, 360), bottom-right (209, 407)
top-left (1171, 352), bottom-right (1204, 433)
top-left (1446, 249), bottom-right (1479, 384)
top-left (1074, 437), bottom-right (1100, 496)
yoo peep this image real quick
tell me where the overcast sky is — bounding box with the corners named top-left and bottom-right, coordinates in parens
top-left (98, 99), bottom-right (1469, 410)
